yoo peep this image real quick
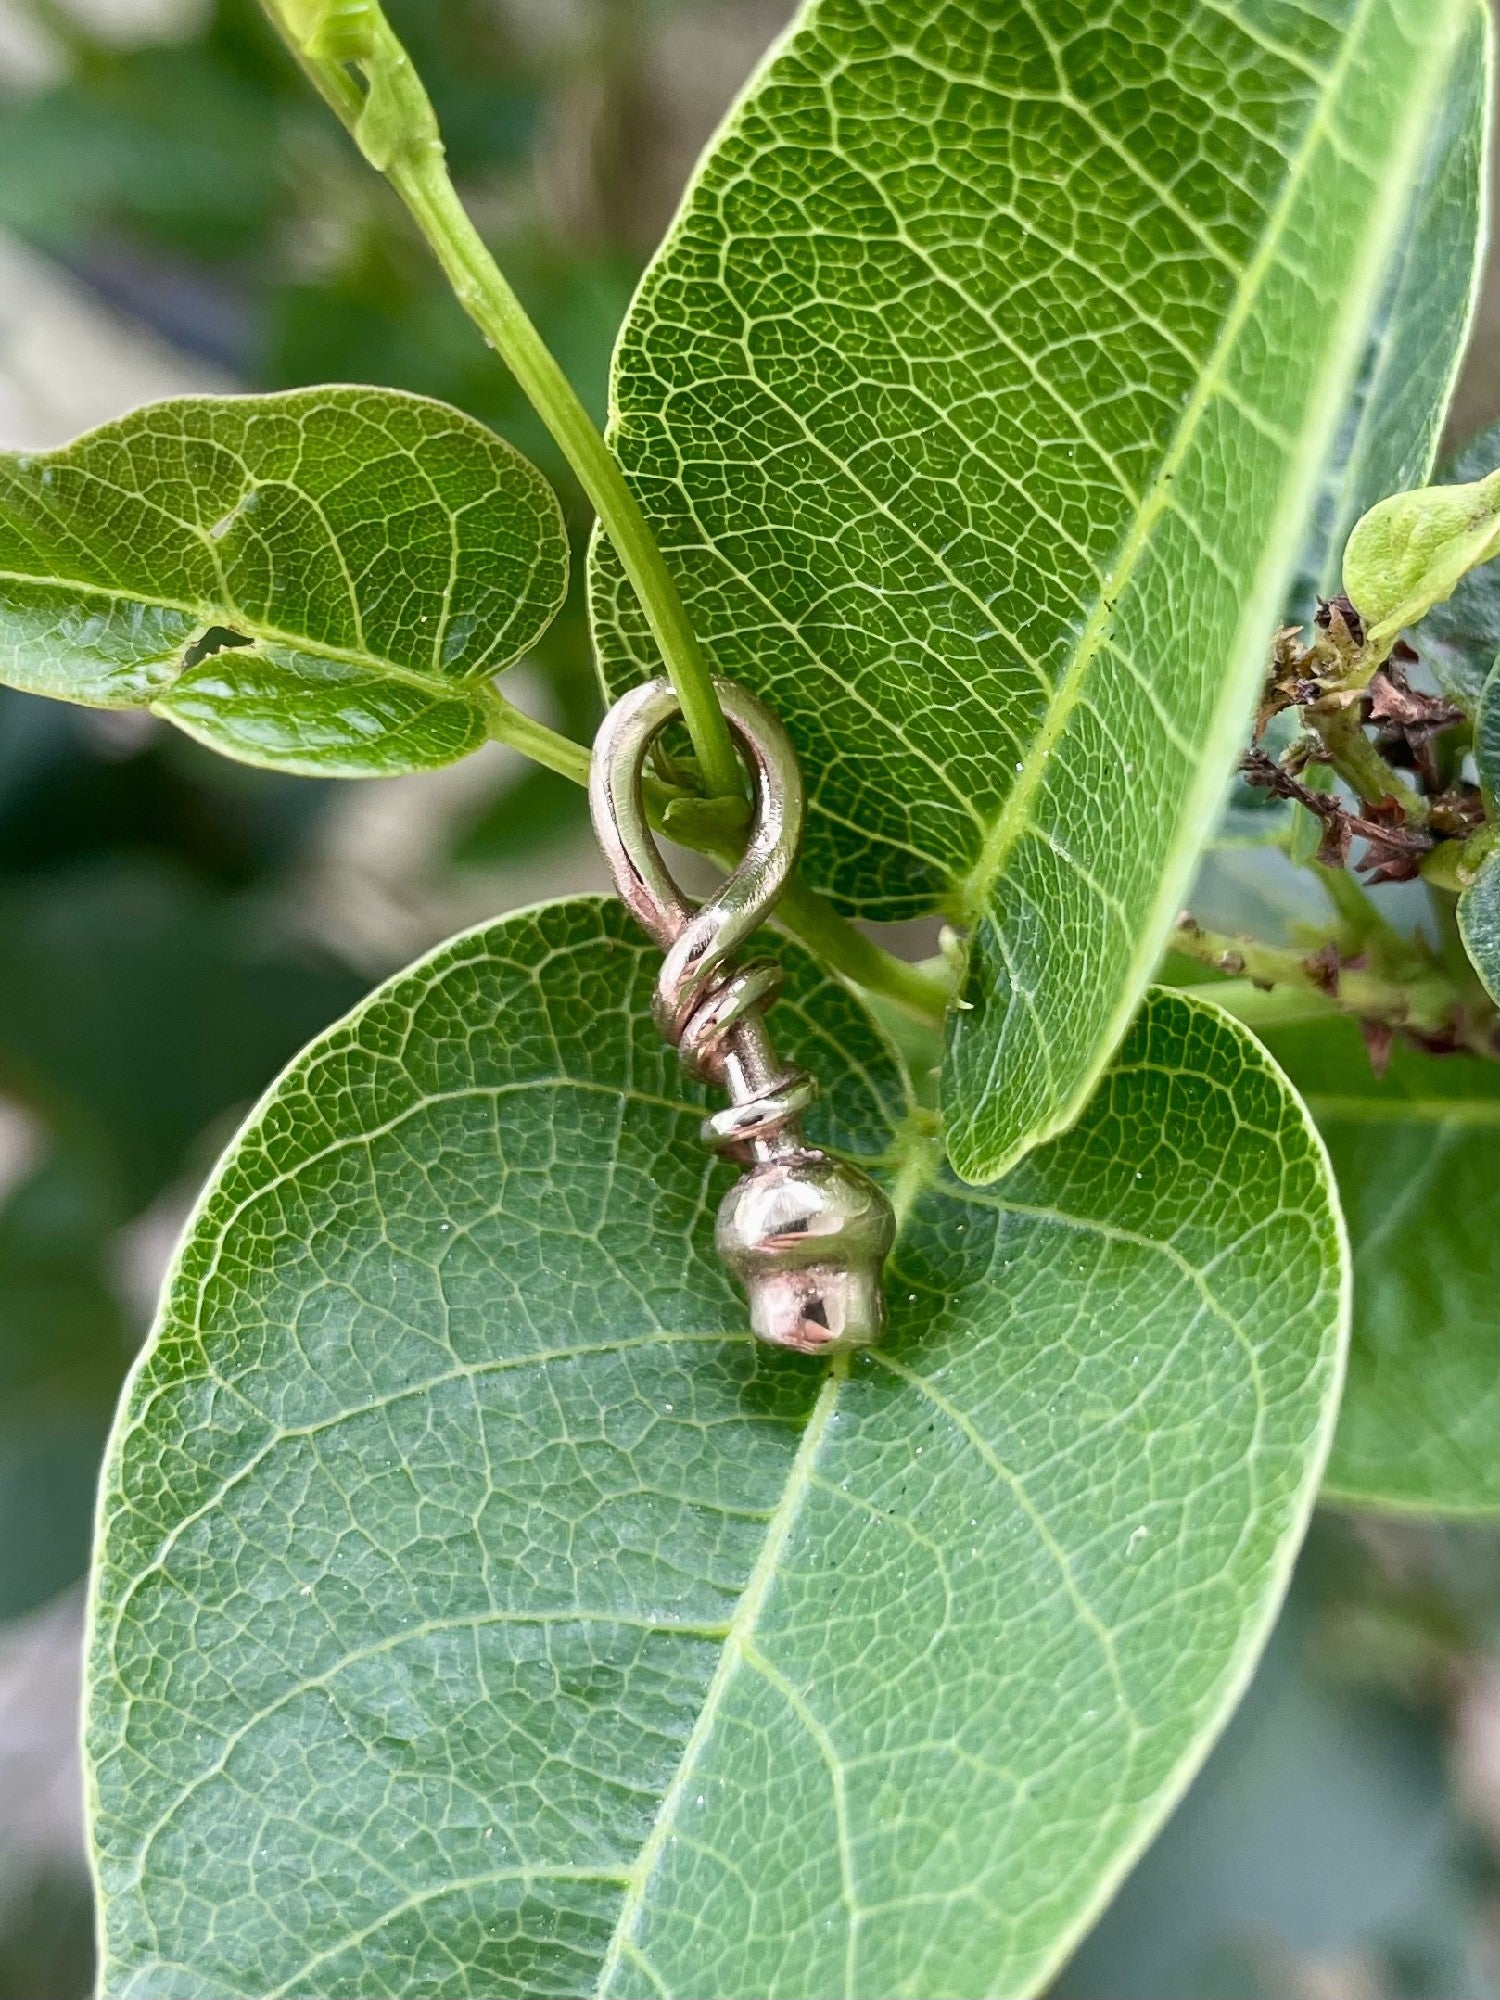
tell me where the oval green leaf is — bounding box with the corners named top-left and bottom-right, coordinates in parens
top-left (87, 899), bottom-right (1345, 2000)
top-left (0, 387), bottom-right (568, 776)
top-left (1260, 1015), bottom-right (1500, 1517)
top-left (589, 0), bottom-right (1482, 1183)
top-left (1459, 661), bottom-right (1500, 998)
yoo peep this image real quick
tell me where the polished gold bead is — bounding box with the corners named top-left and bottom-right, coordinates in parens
top-left (716, 1154), bottom-right (895, 1355)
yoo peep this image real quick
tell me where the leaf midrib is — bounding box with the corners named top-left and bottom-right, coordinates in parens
top-left (588, 1042), bottom-right (1315, 1995)
top-left (590, 1112), bottom-right (938, 1993)
top-left (958, 0), bottom-right (1389, 929)
top-left (0, 564), bottom-right (484, 699)
top-left (589, 1096), bottom-right (1278, 1992)
top-left (592, 1357), bottom-right (848, 1995)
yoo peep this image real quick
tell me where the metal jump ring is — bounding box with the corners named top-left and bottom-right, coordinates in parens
top-left (588, 676), bottom-right (805, 1040)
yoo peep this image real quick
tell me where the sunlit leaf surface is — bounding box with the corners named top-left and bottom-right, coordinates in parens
top-left (0, 388), bottom-right (567, 776)
top-left (87, 900), bottom-right (1344, 1999)
top-left (591, 0), bottom-right (1482, 1181)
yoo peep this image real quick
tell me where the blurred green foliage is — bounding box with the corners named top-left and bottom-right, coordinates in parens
top-left (0, 0), bottom-right (625, 1616)
top-left (0, 0), bottom-right (637, 484)
top-left (0, 0), bottom-right (630, 766)
top-left (0, 730), bottom-right (367, 1628)
top-left (1057, 1517), bottom-right (1500, 2000)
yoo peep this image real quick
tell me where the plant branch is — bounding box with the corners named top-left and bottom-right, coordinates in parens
top-left (1311, 859), bottom-right (1391, 943)
top-left (264, 6), bottom-right (950, 1029)
top-left (762, 877), bottom-right (953, 1022)
top-left (1176, 980), bottom-right (1341, 1033)
top-left (1307, 701), bottom-right (1428, 825)
top-left (477, 704), bottom-right (953, 1025)
top-left (262, 1), bottom-right (744, 806)
top-left (478, 689), bottom-right (592, 785)
top-left (1172, 917), bottom-right (1497, 1057)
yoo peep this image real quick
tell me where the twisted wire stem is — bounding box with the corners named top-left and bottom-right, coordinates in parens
top-left (674, 960), bottom-right (819, 1158)
top-left (589, 678), bottom-right (819, 1162)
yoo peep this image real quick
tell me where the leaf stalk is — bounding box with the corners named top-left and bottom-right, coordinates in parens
top-left (1172, 917), bottom-right (1497, 1057)
top-left (1307, 701), bottom-right (1428, 825)
top-left (261, 0), bottom-right (744, 806)
top-left (475, 705), bottom-right (953, 1025)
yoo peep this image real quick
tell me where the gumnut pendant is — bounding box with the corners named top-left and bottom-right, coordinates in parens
top-left (589, 677), bottom-right (895, 1355)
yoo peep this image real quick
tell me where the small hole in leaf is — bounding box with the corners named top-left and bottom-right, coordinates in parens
top-left (182, 626), bottom-right (254, 671)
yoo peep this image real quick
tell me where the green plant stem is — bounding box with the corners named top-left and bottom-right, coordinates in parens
top-left (397, 171), bottom-right (742, 803)
top-left (480, 690), bottom-right (591, 785)
top-left (762, 876), bottom-right (953, 1022)
top-left (1309, 703), bottom-right (1428, 825)
top-left (264, 6), bottom-right (949, 1029)
top-left (1172, 918), bottom-right (1495, 1054)
top-left (268, 6), bottom-right (743, 806)
top-left (1312, 860), bottom-right (1405, 951)
top-left (477, 706), bottom-right (953, 1024)
top-left (1178, 980), bottom-right (1339, 1032)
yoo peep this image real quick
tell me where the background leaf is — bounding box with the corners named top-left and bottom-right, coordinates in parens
top-left (0, 858), bottom-right (362, 1213)
top-left (87, 898), bottom-right (1344, 2000)
top-left (0, 1152), bottom-right (127, 1625)
top-left (1058, 1515), bottom-right (1500, 2000)
top-left (1479, 661), bottom-right (1500, 809)
top-left (1413, 426), bottom-right (1500, 710)
top-left (0, 387), bottom-right (568, 776)
top-left (1257, 1016), bottom-right (1499, 1518)
top-left (0, 853), bottom-right (365, 1619)
top-left (1458, 661), bottom-right (1500, 1002)
top-left (589, 0), bottom-right (1483, 1183)
top-left (1295, 4), bottom-right (1490, 613)
top-left (1458, 850), bottom-right (1500, 1007)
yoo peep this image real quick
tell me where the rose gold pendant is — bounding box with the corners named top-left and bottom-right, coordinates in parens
top-left (590, 678), bottom-right (894, 1356)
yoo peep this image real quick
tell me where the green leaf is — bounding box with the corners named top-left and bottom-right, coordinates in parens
top-left (589, 0), bottom-right (1482, 1184)
top-left (87, 898), bottom-right (1345, 2000)
top-left (1458, 846), bottom-right (1500, 1006)
top-left (1477, 658), bottom-right (1500, 809)
top-left (1299, 1), bottom-right (1490, 607)
top-left (1457, 660), bottom-right (1500, 998)
top-left (1458, 662), bottom-right (1500, 997)
top-left (0, 859), bottom-right (367, 1616)
top-left (0, 388), bottom-right (567, 777)
top-left (1412, 424), bottom-right (1500, 709)
top-left (1258, 1016), bottom-right (1500, 1517)
top-left (1342, 469), bottom-right (1500, 660)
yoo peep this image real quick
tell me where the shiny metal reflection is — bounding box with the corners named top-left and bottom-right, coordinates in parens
top-left (589, 677), bottom-right (894, 1354)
